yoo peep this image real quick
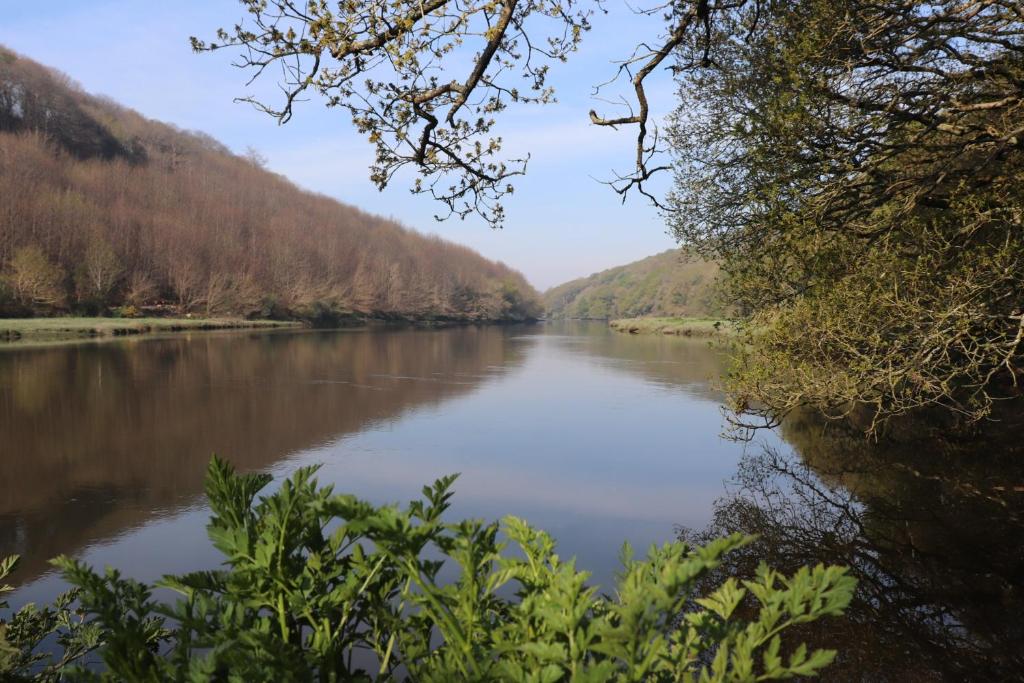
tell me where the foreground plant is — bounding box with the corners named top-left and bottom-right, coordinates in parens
top-left (7, 457), bottom-right (854, 680)
top-left (0, 556), bottom-right (103, 682)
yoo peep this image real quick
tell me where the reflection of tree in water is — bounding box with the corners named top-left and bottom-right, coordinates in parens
top-left (0, 326), bottom-right (527, 587)
top-left (547, 320), bottom-right (729, 400)
top-left (682, 409), bottom-right (1024, 681)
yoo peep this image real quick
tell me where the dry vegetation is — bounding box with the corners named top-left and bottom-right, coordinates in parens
top-left (0, 48), bottom-right (541, 324)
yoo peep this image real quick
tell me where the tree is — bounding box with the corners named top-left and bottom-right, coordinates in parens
top-left (5, 245), bottom-right (64, 309)
top-left (75, 237), bottom-right (123, 309)
top-left (124, 271), bottom-right (157, 307)
top-left (191, 0), bottom-right (716, 227)
top-left (243, 145), bottom-right (268, 168)
top-left (664, 0), bottom-right (1024, 432)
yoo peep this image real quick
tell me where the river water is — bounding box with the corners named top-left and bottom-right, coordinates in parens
top-left (1, 321), bottom-right (1021, 679)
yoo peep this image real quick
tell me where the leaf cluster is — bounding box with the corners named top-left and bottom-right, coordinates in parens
top-left (0, 556), bottom-right (104, 682)
top-left (8, 456), bottom-right (857, 681)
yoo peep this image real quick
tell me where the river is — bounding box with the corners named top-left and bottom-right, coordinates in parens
top-left (1, 321), bottom-right (1021, 680)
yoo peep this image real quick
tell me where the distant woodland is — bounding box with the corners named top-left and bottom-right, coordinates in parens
top-left (544, 250), bottom-right (724, 320)
top-left (0, 48), bottom-right (541, 323)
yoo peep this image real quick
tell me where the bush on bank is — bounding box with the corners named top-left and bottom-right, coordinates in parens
top-left (1, 458), bottom-right (854, 681)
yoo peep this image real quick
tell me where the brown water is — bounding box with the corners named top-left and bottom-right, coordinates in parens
top-left (1, 321), bottom-right (1020, 680)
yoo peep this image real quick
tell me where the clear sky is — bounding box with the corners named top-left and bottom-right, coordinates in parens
top-left (0, 0), bottom-right (679, 290)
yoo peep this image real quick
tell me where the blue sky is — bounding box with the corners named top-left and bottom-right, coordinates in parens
top-left (0, 0), bottom-right (679, 289)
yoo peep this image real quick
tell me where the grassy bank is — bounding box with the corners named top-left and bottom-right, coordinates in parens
top-left (609, 317), bottom-right (738, 337)
top-left (0, 317), bottom-right (301, 344)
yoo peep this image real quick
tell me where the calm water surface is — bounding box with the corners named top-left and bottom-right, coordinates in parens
top-left (2, 321), bottom-right (1021, 679)
top-left (1, 321), bottom-right (773, 599)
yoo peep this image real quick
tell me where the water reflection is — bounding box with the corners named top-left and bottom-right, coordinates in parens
top-left (1, 321), bottom-right (748, 601)
top-left (544, 320), bottom-right (728, 401)
top-left (684, 409), bottom-right (1024, 680)
top-left (6, 320), bottom-right (1014, 679)
top-left (0, 326), bottom-right (530, 586)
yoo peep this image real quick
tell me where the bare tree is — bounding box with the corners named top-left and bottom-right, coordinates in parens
top-left (76, 236), bottom-right (123, 306)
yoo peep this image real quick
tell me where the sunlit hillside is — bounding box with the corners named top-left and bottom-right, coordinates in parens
top-left (543, 249), bottom-right (725, 320)
top-left (0, 47), bottom-right (541, 322)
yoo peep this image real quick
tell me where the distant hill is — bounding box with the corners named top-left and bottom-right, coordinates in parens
top-left (543, 250), bottom-right (725, 320)
top-left (0, 47), bottom-right (541, 322)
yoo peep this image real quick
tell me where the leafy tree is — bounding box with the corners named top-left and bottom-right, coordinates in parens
top-left (3, 458), bottom-right (854, 680)
top-left (665, 0), bottom-right (1024, 431)
top-left (5, 245), bottom-right (65, 310)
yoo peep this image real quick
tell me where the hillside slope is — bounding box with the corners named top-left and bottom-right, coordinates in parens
top-left (0, 47), bottom-right (541, 322)
top-left (544, 250), bottom-right (724, 320)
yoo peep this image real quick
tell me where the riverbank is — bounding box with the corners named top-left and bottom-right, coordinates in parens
top-left (0, 315), bottom-right (541, 346)
top-left (0, 317), bottom-right (301, 344)
top-left (609, 317), bottom-right (737, 337)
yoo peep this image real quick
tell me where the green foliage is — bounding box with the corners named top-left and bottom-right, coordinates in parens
top-left (668, 0), bottom-right (1024, 431)
top-left (110, 305), bottom-right (140, 319)
top-left (544, 250), bottom-right (725, 321)
top-left (0, 555), bottom-right (104, 682)
top-left (494, 280), bottom-right (544, 321)
top-left (38, 457), bottom-right (853, 681)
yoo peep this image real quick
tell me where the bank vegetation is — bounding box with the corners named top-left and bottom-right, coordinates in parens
top-left (609, 317), bottom-right (736, 338)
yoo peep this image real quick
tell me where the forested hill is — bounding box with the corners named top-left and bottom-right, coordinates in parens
top-left (0, 48), bottom-right (541, 322)
top-left (543, 250), bottom-right (724, 320)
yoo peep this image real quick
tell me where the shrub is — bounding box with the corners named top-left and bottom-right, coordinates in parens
top-left (111, 305), bottom-right (140, 319)
top-left (5, 246), bottom-right (65, 310)
top-left (3, 458), bottom-right (854, 681)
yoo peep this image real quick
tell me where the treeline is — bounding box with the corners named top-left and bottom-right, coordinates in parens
top-left (0, 48), bottom-right (541, 323)
top-left (543, 249), bottom-right (724, 320)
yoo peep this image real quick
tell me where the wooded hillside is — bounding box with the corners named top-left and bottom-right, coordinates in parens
top-left (0, 48), bottom-right (541, 322)
top-left (543, 250), bottom-right (724, 320)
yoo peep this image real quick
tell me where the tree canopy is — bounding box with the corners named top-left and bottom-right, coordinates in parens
top-left (666, 0), bottom-right (1024, 431)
